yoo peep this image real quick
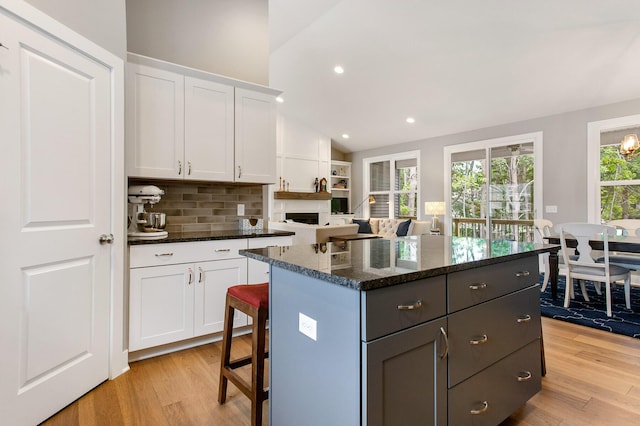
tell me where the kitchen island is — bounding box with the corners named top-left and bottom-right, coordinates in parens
top-left (241, 235), bottom-right (556, 426)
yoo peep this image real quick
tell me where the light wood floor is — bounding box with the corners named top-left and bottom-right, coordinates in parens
top-left (41, 317), bottom-right (640, 426)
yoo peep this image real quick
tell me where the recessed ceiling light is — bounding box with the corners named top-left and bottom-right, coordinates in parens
top-left (342, 134), bottom-right (350, 139)
top-left (406, 117), bottom-right (415, 124)
top-left (276, 96), bottom-right (284, 103)
top-left (334, 65), bottom-right (345, 74)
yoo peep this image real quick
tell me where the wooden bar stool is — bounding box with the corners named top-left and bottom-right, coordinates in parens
top-left (218, 283), bottom-right (269, 426)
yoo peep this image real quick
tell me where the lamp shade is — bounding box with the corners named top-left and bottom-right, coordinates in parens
top-left (424, 201), bottom-right (445, 216)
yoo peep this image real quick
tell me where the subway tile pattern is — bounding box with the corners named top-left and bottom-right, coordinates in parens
top-left (130, 180), bottom-right (263, 233)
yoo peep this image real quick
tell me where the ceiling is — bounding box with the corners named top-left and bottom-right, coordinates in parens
top-left (268, 0), bottom-right (640, 153)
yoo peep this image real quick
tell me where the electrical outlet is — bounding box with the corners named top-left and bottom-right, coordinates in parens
top-left (545, 205), bottom-right (558, 213)
top-left (299, 312), bottom-right (317, 341)
top-left (237, 204), bottom-right (245, 216)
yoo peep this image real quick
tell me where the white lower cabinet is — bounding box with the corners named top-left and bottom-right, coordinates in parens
top-left (129, 236), bottom-right (290, 353)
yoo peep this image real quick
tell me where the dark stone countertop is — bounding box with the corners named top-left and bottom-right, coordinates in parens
top-left (241, 235), bottom-right (558, 291)
top-left (128, 229), bottom-right (295, 245)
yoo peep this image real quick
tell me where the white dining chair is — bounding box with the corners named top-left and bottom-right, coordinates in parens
top-left (534, 219), bottom-right (569, 292)
top-left (560, 223), bottom-right (631, 317)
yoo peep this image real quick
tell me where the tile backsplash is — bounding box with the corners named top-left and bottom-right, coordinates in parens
top-left (129, 180), bottom-right (263, 233)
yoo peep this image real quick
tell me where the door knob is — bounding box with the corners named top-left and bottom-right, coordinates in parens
top-left (99, 233), bottom-right (114, 244)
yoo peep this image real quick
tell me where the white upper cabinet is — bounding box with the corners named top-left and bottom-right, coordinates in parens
top-left (235, 88), bottom-right (277, 184)
top-left (127, 63), bottom-right (184, 179)
top-left (126, 54), bottom-right (278, 183)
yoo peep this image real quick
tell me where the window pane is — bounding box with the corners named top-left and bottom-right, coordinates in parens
top-left (370, 161), bottom-right (390, 191)
top-left (600, 185), bottom-right (640, 220)
top-left (600, 145), bottom-right (640, 181)
top-left (394, 192), bottom-right (417, 218)
top-left (369, 194), bottom-right (389, 218)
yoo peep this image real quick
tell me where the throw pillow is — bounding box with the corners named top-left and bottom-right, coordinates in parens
top-left (396, 219), bottom-right (412, 236)
top-left (353, 218), bottom-right (372, 234)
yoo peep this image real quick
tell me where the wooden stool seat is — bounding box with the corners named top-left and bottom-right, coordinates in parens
top-left (218, 283), bottom-right (269, 426)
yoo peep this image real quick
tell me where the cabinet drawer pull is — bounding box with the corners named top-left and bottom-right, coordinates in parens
top-left (469, 334), bottom-right (488, 345)
top-left (237, 165), bottom-right (242, 179)
top-left (397, 300), bottom-right (422, 310)
top-left (187, 268), bottom-right (193, 285)
top-left (439, 327), bottom-right (449, 360)
top-left (517, 371), bottom-right (532, 382)
top-left (215, 248), bottom-right (231, 252)
top-left (517, 314), bottom-right (532, 323)
top-left (469, 283), bottom-right (487, 290)
top-left (188, 161), bottom-right (192, 175)
top-left (154, 252), bottom-right (174, 257)
top-left (198, 267), bottom-right (203, 283)
top-left (178, 160), bottom-right (182, 175)
top-left (470, 401), bottom-right (489, 415)
top-left (515, 270), bottom-right (530, 277)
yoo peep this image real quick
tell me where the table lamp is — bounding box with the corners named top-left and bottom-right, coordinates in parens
top-left (424, 201), bottom-right (445, 234)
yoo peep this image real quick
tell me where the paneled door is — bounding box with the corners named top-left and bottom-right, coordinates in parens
top-left (0, 8), bottom-right (114, 425)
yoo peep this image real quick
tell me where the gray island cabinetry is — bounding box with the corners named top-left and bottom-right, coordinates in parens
top-left (242, 236), bottom-right (554, 426)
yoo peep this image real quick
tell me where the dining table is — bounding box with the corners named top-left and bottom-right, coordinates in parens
top-left (545, 234), bottom-right (640, 300)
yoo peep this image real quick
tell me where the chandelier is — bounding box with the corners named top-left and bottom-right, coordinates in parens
top-left (620, 134), bottom-right (640, 159)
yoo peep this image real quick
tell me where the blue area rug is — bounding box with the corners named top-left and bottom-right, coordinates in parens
top-left (539, 275), bottom-right (640, 338)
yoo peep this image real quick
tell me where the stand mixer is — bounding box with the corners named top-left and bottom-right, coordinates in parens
top-left (127, 185), bottom-right (168, 240)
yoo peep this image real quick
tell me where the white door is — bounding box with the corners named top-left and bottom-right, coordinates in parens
top-left (0, 10), bottom-right (113, 425)
top-left (185, 76), bottom-right (235, 181)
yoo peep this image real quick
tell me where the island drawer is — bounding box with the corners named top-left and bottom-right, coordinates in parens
top-left (448, 257), bottom-right (539, 313)
top-left (447, 285), bottom-right (540, 387)
top-left (361, 275), bottom-right (446, 341)
top-left (448, 339), bottom-right (541, 426)
top-left (130, 239), bottom-right (246, 268)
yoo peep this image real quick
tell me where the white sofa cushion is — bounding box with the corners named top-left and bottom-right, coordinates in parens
top-left (357, 218), bottom-right (431, 237)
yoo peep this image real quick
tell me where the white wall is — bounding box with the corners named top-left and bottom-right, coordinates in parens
top-left (350, 98), bottom-right (640, 226)
top-left (25, 0), bottom-right (127, 59)
top-left (270, 114), bottom-right (332, 224)
top-left (126, 0), bottom-right (269, 85)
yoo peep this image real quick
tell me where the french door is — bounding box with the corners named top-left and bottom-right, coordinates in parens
top-left (445, 133), bottom-right (542, 241)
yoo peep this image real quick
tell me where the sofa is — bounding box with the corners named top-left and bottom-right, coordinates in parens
top-left (352, 218), bottom-right (432, 237)
top-left (269, 221), bottom-right (359, 245)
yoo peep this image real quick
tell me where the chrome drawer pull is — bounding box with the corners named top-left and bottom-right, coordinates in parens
top-left (154, 253), bottom-right (174, 257)
top-left (198, 267), bottom-right (203, 283)
top-left (515, 270), bottom-right (530, 277)
top-left (517, 371), bottom-right (532, 382)
top-left (469, 283), bottom-right (487, 290)
top-left (439, 327), bottom-right (449, 360)
top-left (517, 314), bottom-right (532, 323)
top-left (469, 334), bottom-right (488, 345)
top-left (187, 268), bottom-right (193, 285)
top-left (215, 248), bottom-right (231, 252)
top-left (397, 300), bottom-right (422, 310)
top-left (470, 401), bottom-right (489, 415)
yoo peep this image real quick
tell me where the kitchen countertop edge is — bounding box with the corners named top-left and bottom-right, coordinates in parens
top-left (128, 229), bottom-right (295, 245)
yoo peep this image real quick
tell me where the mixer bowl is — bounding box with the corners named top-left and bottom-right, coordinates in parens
top-left (149, 213), bottom-right (167, 230)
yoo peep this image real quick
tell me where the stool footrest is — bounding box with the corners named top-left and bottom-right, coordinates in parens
top-left (228, 351), bottom-right (269, 370)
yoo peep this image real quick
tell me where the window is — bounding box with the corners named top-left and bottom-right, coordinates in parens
top-left (587, 115), bottom-right (640, 223)
top-left (363, 152), bottom-right (419, 218)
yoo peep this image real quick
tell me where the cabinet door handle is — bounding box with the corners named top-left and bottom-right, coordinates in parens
top-left (517, 314), bottom-right (532, 323)
top-left (517, 371), bottom-right (533, 382)
top-left (198, 267), bottom-right (203, 283)
top-left (215, 248), bottom-right (231, 252)
top-left (187, 268), bottom-right (193, 285)
top-left (178, 160), bottom-right (182, 175)
top-left (468, 283), bottom-right (487, 290)
top-left (515, 270), bottom-right (530, 277)
top-left (397, 299), bottom-right (422, 310)
top-left (155, 252), bottom-right (174, 257)
top-left (188, 161), bottom-right (192, 175)
top-left (439, 327), bottom-right (449, 360)
top-left (470, 334), bottom-right (488, 345)
top-left (0, 42), bottom-right (8, 50)
top-left (470, 401), bottom-right (489, 415)
top-left (237, 165), bottom-right (242, 179)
